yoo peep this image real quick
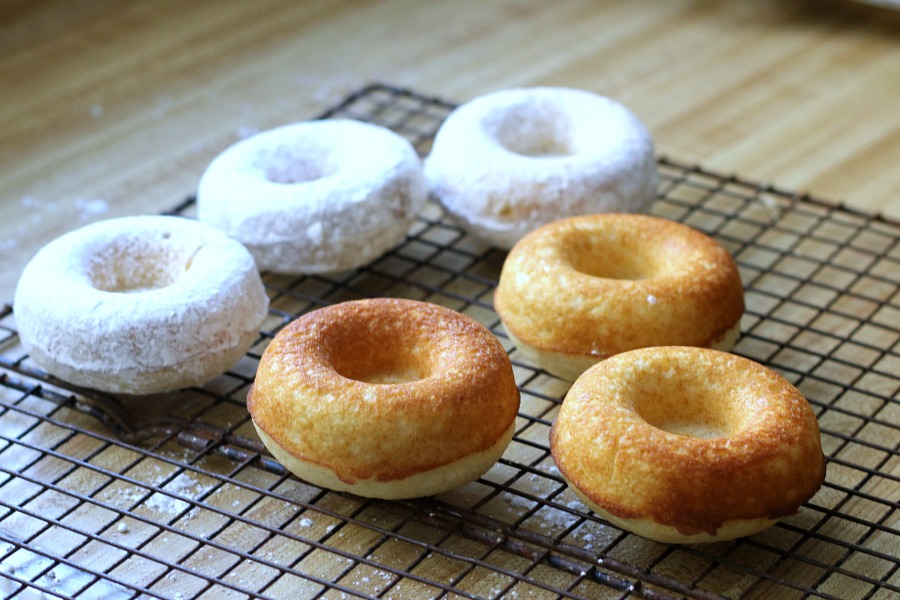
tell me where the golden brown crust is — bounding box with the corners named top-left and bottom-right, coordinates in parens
top-left (248, 298), bottom-right (520, 491)
top-left (494, 214), bottom-right (745, 378)
top-left (550, 347), bottom-right (826, 541)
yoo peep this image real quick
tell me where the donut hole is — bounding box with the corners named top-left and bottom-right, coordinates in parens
top-left (89, 235), bottom-right (190, 293)
top-left (333, 353), bottom-right (426, 384)
top-left (563, 230), bottom-right (661, 280)
top-left (631, 371), bottom-right (743, 439)
top-left (331, 337), bottom-right (431, 385)
top-left (490, 103), bottom-right (577, 158)
top-left (257, 143), bottom-right (337, 184)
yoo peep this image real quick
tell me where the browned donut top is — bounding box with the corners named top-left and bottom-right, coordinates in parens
top-left (550, 347), bottom-right (825, 537)
top-left (248, 298), bottom-right (520, 484)
top-left (494, 214), bottom-right (745, 358)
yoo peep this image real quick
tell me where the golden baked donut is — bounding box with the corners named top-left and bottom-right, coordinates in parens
top-left (424, 87), bottom-right (658, 249)
top-left (494, 213), bottom-right (744, 381)
top-left (248, 298), bottom-right (520, 499)
top-left (198, 119), bottom-right (427, 273)
top-left (551, 346), bottom-right (826, 544)
top-left (14, 216), bottom-right (269, 395)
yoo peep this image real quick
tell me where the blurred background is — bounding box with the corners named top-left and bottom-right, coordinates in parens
top-left (2, 0), bottom-right (899, 299)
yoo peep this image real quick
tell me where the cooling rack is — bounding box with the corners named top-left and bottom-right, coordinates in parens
top-left (0, 83), bottom-right (898, 600)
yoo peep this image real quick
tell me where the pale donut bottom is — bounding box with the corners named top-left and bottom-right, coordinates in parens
top-left (565, 477), bottom-right (780, 544)
top-left (26, 329), bottom-right (259, 396)
top-left (505, 321), bottom-right (742, 382)
top-left (254, 421), bottom-right (516, 500)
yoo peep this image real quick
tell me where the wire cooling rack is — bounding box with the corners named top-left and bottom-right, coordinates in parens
top-left (0, 84), bottom-right (898, 600)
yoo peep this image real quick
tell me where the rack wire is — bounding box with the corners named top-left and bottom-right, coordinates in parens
top-left (0, 83), bottom-right (897, 600)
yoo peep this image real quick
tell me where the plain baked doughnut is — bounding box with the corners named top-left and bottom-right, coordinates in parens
top-left (14, 215), bottom-right (269, 395)
top-left (550, 346), bottom-right (826, 544)
top-left (494, 213), bottom-right (744, 381)
top-left (424, 87), bottom-right (658, 249)
top-left (197, 119), bottom-right (427, 273)
top-left (248, 298), bottom-right (520, 499)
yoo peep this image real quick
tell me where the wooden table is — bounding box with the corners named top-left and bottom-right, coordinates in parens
top-left (2, 3), bottom-right (900, 598)
top-left (3, 0), bottom-right (900, 301)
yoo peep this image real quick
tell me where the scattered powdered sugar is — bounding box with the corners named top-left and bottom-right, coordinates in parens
top-left (647, 294), bottom-right (658, 304)
top-left (169, 472), bottom-right (210, 496)
top-left (100, 485), bottom-right (145, 507)
top-left (21, 195), bottom-right (54, 227)
top-left (503, 494), bottom-right (535, 511)
top-left (20, 194), bottom-right (108, 232)
top-left (535, 503), bottom-right (580, 531)
top-left (145, 493), bottom-right (190, 515)
top-left (99, 471), bottom-right (213, 518)
top-left (74, 198), bottom-right (109, 221)
top-left (581, 532), bottom-right (596, 551)
top-left (142, 472), bottom-right (214, 515)
top-left (237, 125), bottom-right (260, 139)
top-left (760, 194), bottom-right (783, 221)
top-left (540, 463), bottom-right (560, 476)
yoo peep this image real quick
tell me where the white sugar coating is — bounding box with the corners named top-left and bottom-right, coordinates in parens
top-left (146, 493), bottom-right (188, 515)
top-left (166, 472), bottom-right (212, 497)
top-left (14, 215), bottom-right (269, 395)
top-left (197, 119), bottom-right (427, 274)
top-left (424, 87), bottom-right (658, 249)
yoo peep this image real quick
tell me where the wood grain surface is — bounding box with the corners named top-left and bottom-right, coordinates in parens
top-left (2, 0), bottom-right (899, 300)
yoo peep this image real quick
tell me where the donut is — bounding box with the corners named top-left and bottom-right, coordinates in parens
top-left (248, 298), bottom-right (520, 499)
top-left (551, 346), bottom-right (825, 544)
top-left (424, 87), bottom-right (658, 249)
top-left (197, 119), bottom-right (427, 273)
top-left (14, 216), bottom-right (269, 395)
top-left (494, 213), bottom-right (744, 381)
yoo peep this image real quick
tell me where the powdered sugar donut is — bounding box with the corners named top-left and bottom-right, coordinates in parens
top-left (14, 216), bottom-right (269, 395)
top-left (424, 87), bottom-right (658, 249)
top-left (197, 119), bottom-right (427, 273)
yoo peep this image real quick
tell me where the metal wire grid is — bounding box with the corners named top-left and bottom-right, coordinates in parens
top-left (0, 83), bottom-right (897, 600)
